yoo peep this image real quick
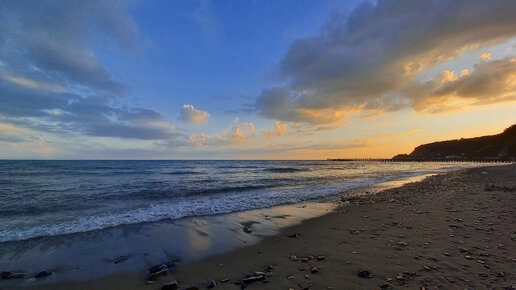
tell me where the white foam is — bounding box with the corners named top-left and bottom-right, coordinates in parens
top-left (0, 170), bottom-right (441, 243)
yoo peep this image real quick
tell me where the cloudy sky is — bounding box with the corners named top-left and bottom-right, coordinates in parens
top-left (0, 0), bottom-right (515, 159)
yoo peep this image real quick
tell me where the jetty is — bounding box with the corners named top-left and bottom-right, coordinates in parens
top-left (327, 158), bottom-right (514, 163)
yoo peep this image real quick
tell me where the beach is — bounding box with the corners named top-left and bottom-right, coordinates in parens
top-left (12, 164), bottom-right (513, 289)
top-left (2, 1), bottom-right (516, 289)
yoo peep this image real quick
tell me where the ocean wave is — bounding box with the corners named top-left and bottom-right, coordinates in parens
top-left (215, 165), bottom-right (261, 169)
top-left (132, 184), bottom-right (276, 200)
top-left (0, 167), bottom-right (468, 242)
top-left (263, 167), bottom-right (309, 173)
top-left (0, 178), bottom-right (386, 243)
top-left (194, 184), bottom-right (271, 195)
top-left (163, 170), bottom-right (203, 175)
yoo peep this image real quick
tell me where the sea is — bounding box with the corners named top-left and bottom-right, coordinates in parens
top-left (0, 160), bottom-right (481, 243)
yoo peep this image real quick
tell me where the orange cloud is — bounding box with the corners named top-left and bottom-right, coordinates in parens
top-left (189, 119), bottom-right (255, 146)
top-left (189, 132), bottom-right (211, 146)
top-left (410, 57), bottom-right (516, 114)
top-left (263, 121), bottom-right (287, 137)
top-left (0, 122), bottom-right (23, 133)
top-left (179, 104), bottom-right (210, 124)
top-left (479, 52), bottom-right (492, 60)
top-left (256, 1), bottom-right (516, 127)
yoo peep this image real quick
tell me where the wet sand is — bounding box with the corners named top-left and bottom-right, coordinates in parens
top-left (8, 165), bottom-right (516, 289)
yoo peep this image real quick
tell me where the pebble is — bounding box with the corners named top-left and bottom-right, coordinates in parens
top-left (149, 263), bottom-right (168, 277)
top-left (316, 255), bottom-right (325, 261)
top-left (291, 255), bottom-right (298, 261)
top-left (242, 275), bottom-right (265, 284)
top-left (357, 269), bottom-right (371, 278)
top-left (35, 271), bottom-right (52, 279)
top-left (112, 255), bottom-right (131, 264)
top-left (311, 266), bottom-right (319, 273)
top-left (207, 280), bottom-right (216, 288)
top-left (161, 280), bottom-right (179, 290)
top-left (1, 271), bottom-right (25, 280)
top-left (243, 226), bottom-right (253, 234)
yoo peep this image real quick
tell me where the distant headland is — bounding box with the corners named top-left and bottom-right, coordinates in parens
top-left (329, 124), bottom-right (516, 163)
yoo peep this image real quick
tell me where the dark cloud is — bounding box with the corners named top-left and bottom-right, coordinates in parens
top-left (0, 0), bottom-right (139, 93)
top-left (0, 80), bottom-right (182, 140)
top-left (0, 0), bottom-right (184, 141)
top-left (0, 134), bottom-right (25, 143)
top-left (256, 0), bottom-right (516, 124)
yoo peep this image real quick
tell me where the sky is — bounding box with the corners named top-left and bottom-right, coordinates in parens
top-left (0, 0), bottom-right (515, 160)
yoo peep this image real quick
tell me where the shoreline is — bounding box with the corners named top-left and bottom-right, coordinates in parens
top-left (8, 164), bottom-right (514, 289)
top-left (0, 170), bottom-right (439, 289)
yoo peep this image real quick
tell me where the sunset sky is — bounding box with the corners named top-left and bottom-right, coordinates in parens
top-left (0, 0), bottom-right (515, 159)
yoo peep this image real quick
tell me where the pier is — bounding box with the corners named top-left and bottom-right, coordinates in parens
top-left (327, 158), bottom-right (515, 163)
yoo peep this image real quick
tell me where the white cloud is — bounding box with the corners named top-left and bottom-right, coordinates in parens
top-left (189, 119), bottom-right (255, 146)
top-left (179, 104), bottom-right (210, 124)
top-left (0, 71), bottom-right (62, 93)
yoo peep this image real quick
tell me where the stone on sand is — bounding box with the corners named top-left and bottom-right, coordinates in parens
top-left (35, 270), bottom-right (53, 279)
top-left (161, 280), bottom-right (179, 290)
top-left (357, 269), bottom-right (371, 278)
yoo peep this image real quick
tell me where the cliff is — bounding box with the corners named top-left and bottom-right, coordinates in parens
top-left (394, 124), bottom-right (516, 160)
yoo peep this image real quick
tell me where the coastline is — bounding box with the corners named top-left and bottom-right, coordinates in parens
top-left (0, 167), bottom-right (442, 287)
top-left (10, 164), bottom-right (515, 289)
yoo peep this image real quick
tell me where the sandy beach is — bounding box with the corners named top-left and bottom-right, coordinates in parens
top-left (2, 1), bottom-right (516, 289)
top-left (15, 164), bottom-right (513, 290)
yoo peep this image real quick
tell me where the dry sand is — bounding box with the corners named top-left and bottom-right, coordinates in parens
top-left (17, 165), bottom-right (516, 289)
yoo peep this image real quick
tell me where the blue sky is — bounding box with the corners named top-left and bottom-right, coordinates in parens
top-left (0, 0), bottom-right (515, 159)
top-left (124, 1), bottom-right (356, 127)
